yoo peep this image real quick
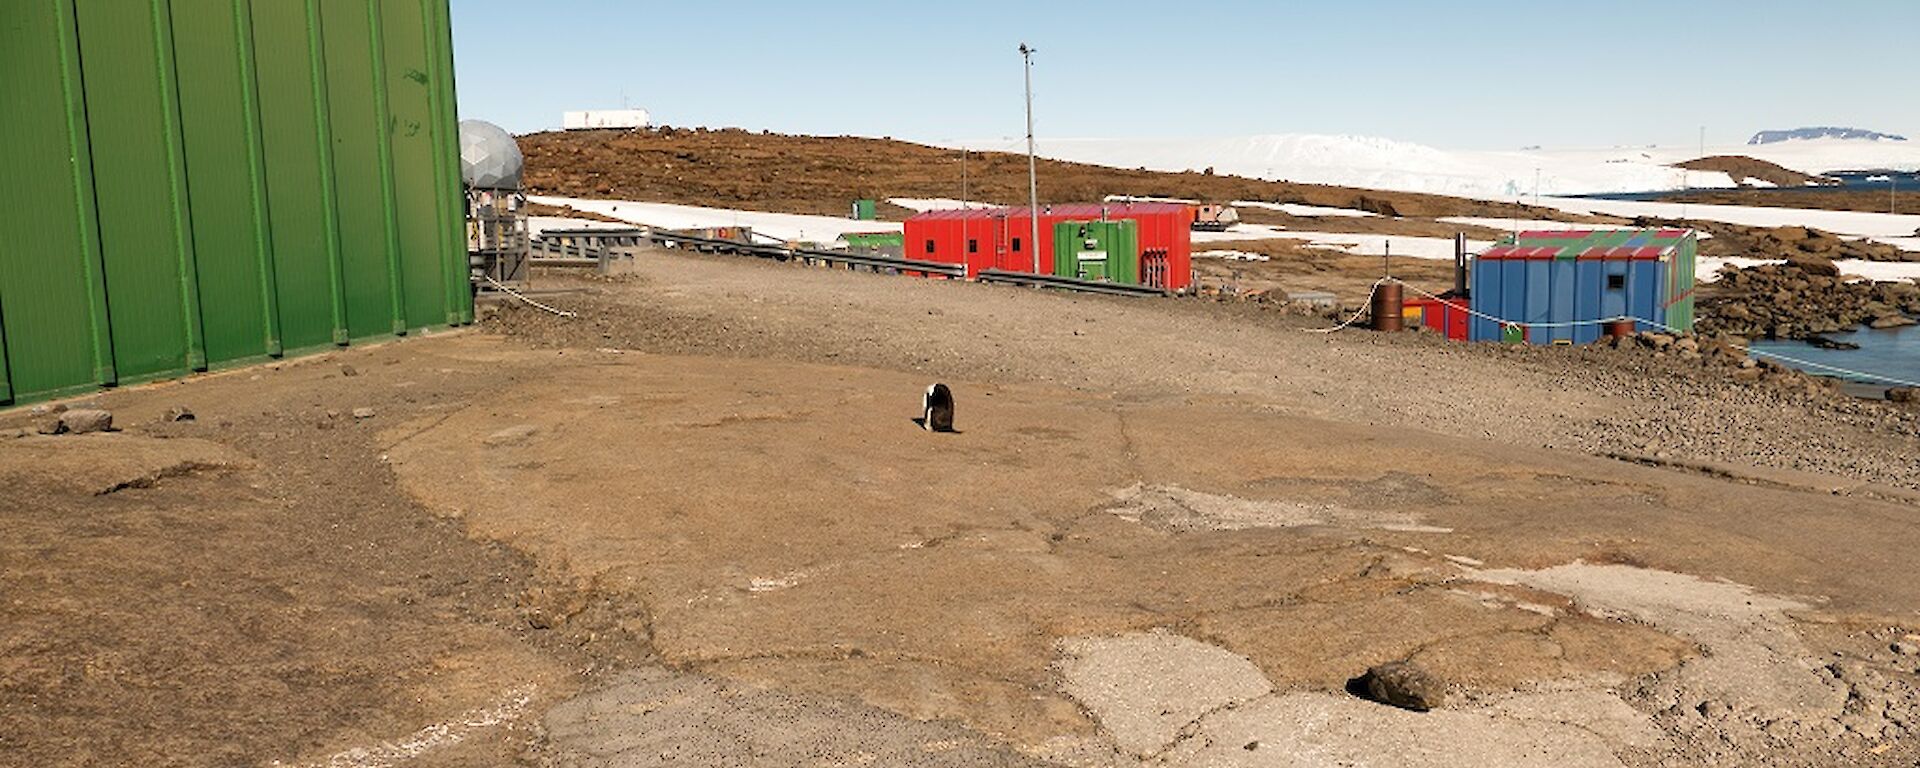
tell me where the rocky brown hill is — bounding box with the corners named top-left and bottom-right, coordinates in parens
top-left (517, 127), bottom-right (1610, 222)
top-left (1672, 155), bottom-right (1834, 188)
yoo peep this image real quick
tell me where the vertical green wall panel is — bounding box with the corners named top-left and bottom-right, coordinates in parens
top-left (252, 0), bottom-right (349, 351)
top-left (423, 0), bottom-right (472, 325)
top-left (2, 0), bottom-right (462, 406)
top-left (172, 0), bottom-right (277, 364)
top-left (73, 0), bottom-right (202, 381)
top-left (320, 0), bottom-right (401, 339)
top-left (382, 0), bottom-right (451, 331)
top-left (0, 0), bottom-right (114, 397)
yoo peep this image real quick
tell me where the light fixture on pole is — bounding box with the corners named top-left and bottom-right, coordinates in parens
top-left (1019, 42), bottom-right (1040, 275)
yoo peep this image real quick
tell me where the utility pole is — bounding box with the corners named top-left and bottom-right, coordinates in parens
top-left (1020, 43), bottom-right (1040, 275)
top-left (960, 146), bottom-right (968, 255)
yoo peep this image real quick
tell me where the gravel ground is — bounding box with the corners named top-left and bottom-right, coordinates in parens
top-left (489, 254), bottom-right (1920, 492)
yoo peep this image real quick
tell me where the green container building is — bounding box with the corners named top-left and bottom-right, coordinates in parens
top-left (851, 199), bottom-right (878, 221)
top-left (1052, 220), bottom-right (1140, 284)
top-left (0, 0), bottom-right (469, 406)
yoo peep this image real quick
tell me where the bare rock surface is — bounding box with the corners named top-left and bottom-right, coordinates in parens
top-left (1056, 631), bottom-right (1273, 757)
top-left (541, 667), bottom-right (1045, 767)
top-left (1475, 563), bottom-right (1846, 720)
top-left (1161, 692), bottom-right (1630, 768)
top-left (1106, 483), bottom-right (1449, 534)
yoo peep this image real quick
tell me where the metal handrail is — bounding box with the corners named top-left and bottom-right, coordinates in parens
top-left (976, 269), bottom-right (1170, 297)
top-left (647, 231), bottom-right (967, 277)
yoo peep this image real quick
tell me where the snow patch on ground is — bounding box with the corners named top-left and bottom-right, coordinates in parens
top-left (1232, 200), bottom-right (1378, 218)
top-left (529, 195), bottom-right (898, 243)
top-left (1200, 227), bottom-right (1494, 261)
top-left (1196, 250), bottom-right (1269, 262)
top-left (1436, 216), bottom-right (1601, 231)
top-left (887, 197), bottom-right (1001, 212)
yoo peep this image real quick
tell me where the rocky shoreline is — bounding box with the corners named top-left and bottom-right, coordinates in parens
top-left (1696, 256), bottom-right (1920, 339)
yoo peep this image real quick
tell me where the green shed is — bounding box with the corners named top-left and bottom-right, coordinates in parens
top-left (1052, 220), bottom-right (1140, 284)
top-left (0, 0), bottom-right (469, 406)
top-left (843, 232), bottom-right (904, 250)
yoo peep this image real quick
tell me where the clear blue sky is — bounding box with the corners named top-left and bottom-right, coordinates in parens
top-left (451, 0), bottom-right (1916, 150)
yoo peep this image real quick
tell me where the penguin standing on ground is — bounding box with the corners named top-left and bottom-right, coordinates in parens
top-left (922, 383), bottom-right (955, 432)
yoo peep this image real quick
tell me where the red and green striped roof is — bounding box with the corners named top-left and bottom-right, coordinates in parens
top-left (1480, 228), bottom-right (1695, 260)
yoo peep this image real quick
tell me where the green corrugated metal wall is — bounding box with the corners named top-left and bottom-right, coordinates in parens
top-left (0, 0), bottom-right (468, 406)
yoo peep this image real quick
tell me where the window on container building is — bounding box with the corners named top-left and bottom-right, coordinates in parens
top-left (1012, 237), bottom-right (1022, 252)
top-left (925, 239), bottom-right (936, 254)
top-left (967, 239), bottom-right (978, 254)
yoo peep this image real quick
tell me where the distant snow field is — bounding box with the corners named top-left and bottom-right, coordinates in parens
top-left (1533, 196), bottom-right (1920, 251)
top-left (942, 134), bottom-right (1920, 200)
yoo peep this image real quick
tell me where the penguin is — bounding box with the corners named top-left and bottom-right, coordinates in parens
top-left (922, 383), bottom-right (954, 433)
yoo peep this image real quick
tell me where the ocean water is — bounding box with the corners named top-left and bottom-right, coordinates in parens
top-left (1748, 323), bottom-right (1920, 392)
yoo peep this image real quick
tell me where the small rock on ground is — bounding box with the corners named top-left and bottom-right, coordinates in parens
top-left (42, 409), bottom-right (114, 435)
top-left (351, 407), bottom-right (377, 420)
top-left (1363, 661), bottom-right (1447, 711)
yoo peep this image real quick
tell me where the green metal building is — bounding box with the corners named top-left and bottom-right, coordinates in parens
top-left (0, 0), bottom-right (469, 406)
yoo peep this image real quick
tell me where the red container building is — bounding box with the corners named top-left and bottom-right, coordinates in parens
top-left (1402, 296), bottom-right (1470, 341)
top-left (903, 203), bottom-right (1193, 291)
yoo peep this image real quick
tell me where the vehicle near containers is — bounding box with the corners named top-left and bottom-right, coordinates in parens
top-left (1192, 203), bottom-right (1240, 232)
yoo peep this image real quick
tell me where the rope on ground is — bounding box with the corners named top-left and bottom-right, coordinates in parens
top-left (1303, 278), bottom-right (1388, 334)
top-left (1336, 279), bottom-right (1920, 390)
top-left (483, 275), bottom-right (578, 318)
